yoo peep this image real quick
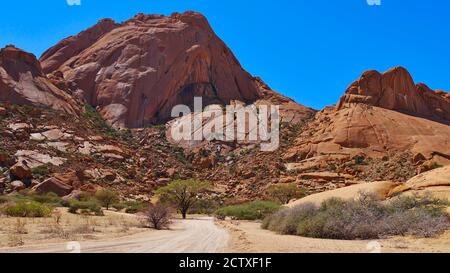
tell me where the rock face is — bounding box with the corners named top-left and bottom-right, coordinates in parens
top-left (337, 67), bottom-right (450, 124)
top-left (286, 67), bottom-right (450, 167)
top-left (0, 45), bottom-right (80, 115)
top-left (40, 11), bottom-right (266, 128)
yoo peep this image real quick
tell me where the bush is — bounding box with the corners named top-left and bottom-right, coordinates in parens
top-left (29, 193), bottom-right (63, 207)
top-left (112, 203), bottom-right (126, 211)
top-left (262, 192), bottom-right (450, 240)
top-left (189, 197), bottom-right (222, 215)
top-left (215, 201), bottom-right (281, 220)
top-left (123, 200), bottom-right (146, 214)
top-left (31, 164), bottom-right (51, 179)
top-left (3, 201), bottom-right (52, 217)
top-left (68, 199), bottom-right (103, 216)
top-left (95, 189), bottom-right (119, 210)
top-left (267, 183), bottom-right (308, 204)
top-left (146, 203), bottom-right (172, 230)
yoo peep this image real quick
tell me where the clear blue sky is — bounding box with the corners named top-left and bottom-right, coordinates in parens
top-left (1, 0), bottom-right (449, 110)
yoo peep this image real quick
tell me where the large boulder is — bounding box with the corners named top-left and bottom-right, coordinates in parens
top-left (10, 160), bottom-right (32, 180)
top-left (10, 180), bottom-right (26, 191)
top-left (32, 177), bottom-right (74, 197)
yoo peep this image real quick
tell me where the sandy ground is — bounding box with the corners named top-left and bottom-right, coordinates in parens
top-left (219, 220), bottom-right (450, 253)
top-left (0, 217), bottom-right (229, 253)
top-left (0, 208), bottom-right (147, 249)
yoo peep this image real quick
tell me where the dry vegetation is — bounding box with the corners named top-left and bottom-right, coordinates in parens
top-left (0, 208), bottom-right (147, 248)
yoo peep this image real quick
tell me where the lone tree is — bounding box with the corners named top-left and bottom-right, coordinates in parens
top-left (95, 189), bottom-right (119, 210)
top-left (156, 179), bottom-right (211, 219)
top-left (267, 183), bottom-right (308, 204)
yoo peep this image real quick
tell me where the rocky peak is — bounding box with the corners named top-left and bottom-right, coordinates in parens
top-left (337, 66), bottom-right (450, 123)
top-left (39, 11), bottom-right (267, 128)
top-left (40, 18), bottom-right (120, 74)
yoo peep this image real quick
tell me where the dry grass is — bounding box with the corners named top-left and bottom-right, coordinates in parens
top-left (0, 208), bottom-right (147, 248)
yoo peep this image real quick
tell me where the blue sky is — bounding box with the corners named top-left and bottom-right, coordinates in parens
top-left (1, 0), bottom-right (449, 110)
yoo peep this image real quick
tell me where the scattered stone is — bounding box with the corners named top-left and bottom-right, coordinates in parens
top-left (41, 129), bottom-right (71, 141)
top-left (11, 180), bottom-right (26, 191)
top-left (89, 135), bottom-right (104, 142)
top-left (101, 170), bottom-right (117, 182)
top-left (8, 123), bottom-right (31, 132)
top-left (30, 133), bottom-right (46, 141)
top-left (15, 150), bottom-right (66, 169)
top-left (96, 144), bottom-right (125, 156)
top-left (62, 190), bottom-right (84, 201)
top-left (30, 180), bottom-right (41, 187)
top-left (156, 178), bottom-right (170, 187)
top-left (39, 142), bottom-right (69, 153)
top-left (78, 141), bottom-right (95, 155)
top-left (166, 168), bottom-right (176, 178)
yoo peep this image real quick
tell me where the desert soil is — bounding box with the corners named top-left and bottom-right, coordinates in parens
top-left (219, 220), bottom-right (450, 253)
top-left (0, 216), bottom-right (229, 253)
top-left (2, 211), bottom-right (450, 253)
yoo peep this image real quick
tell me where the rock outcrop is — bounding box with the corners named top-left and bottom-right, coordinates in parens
top-left (337, 67), bottom-right (450, 124)
top-left (285, 67), bottom-right (450, 174)
top-left (40, 12), bottom-right (270, 128)
top-left (0, 45), bottom-right (80, 114)
top-left (388, 166), bottom-right (450, 199)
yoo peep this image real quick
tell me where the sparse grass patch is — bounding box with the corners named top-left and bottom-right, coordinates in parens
top-left (262, 192), bottom-right (450, 240)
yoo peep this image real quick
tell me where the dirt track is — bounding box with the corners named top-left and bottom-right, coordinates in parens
top-left (0, 217), bottom-right (229, 253)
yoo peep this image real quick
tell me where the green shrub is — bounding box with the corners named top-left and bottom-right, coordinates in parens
top-left (29, 193), bottom-right (63, 207)
top-left (31, 164), bottom-right (51, 178)
top-left (112, 203), bottom-right (126, 211)
top-left (262, 192), bottom-right (450, 240)
top-left (3, 201), bottom-right (53, 217)
top-left (68, 199), bottom-right (103, 216)
top-left (267, 183), bottom-right (308, 204)
top-left (215, 201), bottom-right (281, 220)
top-left (123, 200), bottom-right (146, 214)
top-left (189, 197), bottom-right (221, 215)
top-left (95, 189), bottom-right (119, 210)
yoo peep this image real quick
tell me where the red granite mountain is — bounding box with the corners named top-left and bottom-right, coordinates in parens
top-left (39, 11), bottom-right (313, 128)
